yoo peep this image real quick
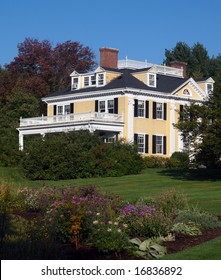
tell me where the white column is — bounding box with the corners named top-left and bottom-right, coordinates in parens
top-left (170, 101), bottom-right (176, 156)
top-left (19, 132), bottom-right (24, 151)
top-left (127, 97), bottom-right (134, 143)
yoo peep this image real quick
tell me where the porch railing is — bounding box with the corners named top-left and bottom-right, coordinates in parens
top-left (19, 112), bottom-right (124, 127)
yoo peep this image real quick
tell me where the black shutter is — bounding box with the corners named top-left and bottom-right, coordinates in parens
top-left (152, 135), bottom-right (156, 154)
top-left (153, 102), bottom-right (156, 119)
top-left (164, 103), bottom-right (167, 120)
top-left (53, 105), bottom-right (57, 115)
top-left (145, 101), bottom-right (149, 118)
top-left (70, 103), bottom-right (74, 114)
top-left (145, 134), bottom-right (149, 153)
top-left (95, 100), bottom-right (98, 112)
top-left (134, 133), bottom-right (138, 144)
top-left (134, 99), bottom-right (138, 117)
top-left (163, 136), bottom-right (167, 155)
top-left (180, 105), bottom-right (184, 121)
top-left (114, 98), bottom-right (118, 114)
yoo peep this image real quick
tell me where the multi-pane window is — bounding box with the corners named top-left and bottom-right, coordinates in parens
top-left (91, 75), bottom-right (96, 85)
top-left (148, 73), bottom-right (156, 87)
top-left (156, 136), bottom-right (163, 154)
top-left (156, 103), bottom-right (163, 119)
top-left (138, 100), bottom-right (145, 117)
top-left (98, 100), bottom-right (114, 113)
top-left (137, 134), bottom-right (145, 153)
top-left (57, 104), bottom-right (71, 115)
top-left (207, 83), bottom-right (213, 94)
top-left (108, 100), bottom-right (114, 113)
top-left (97, 73), bottom-right (104, 86)
top-left (57, 106), bottom-right (63, 115)
top-left (99, 101), bottom-right (106, 113)
top-left (84, 76), bottom-right (90, 87)
top-left (72, 77), bottom-right (79, 90)
top-left (152, 135), bottom-right (166, 155)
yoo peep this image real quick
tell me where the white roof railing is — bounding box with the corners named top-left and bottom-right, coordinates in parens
top-left (118, 58), bottom-right (183, 77)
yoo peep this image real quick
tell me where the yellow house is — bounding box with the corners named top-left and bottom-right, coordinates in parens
top-left (17, 47), bottom-right (214, 156)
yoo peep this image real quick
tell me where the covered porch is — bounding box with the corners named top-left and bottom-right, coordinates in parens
top-left (17, 111), bottom-right (124, 150)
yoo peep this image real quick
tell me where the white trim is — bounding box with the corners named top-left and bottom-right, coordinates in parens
top-left (127, 97), bottom-right (134, 143)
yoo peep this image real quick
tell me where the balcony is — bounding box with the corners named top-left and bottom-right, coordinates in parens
top-left (20, 112), bottom-right (123, 127)
top-left (17, 112), bottom-right (124, 150)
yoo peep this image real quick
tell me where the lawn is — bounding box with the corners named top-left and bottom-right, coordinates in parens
top-left (162, 236), bottom-right (221, 260)
top-left (1, 167), bottom-right (221, 215)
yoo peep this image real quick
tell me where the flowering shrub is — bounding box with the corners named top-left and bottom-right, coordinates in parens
top-left (89, 216), bottom-right (129, 253)
top-left (119, 204), bottom-right (171, 238)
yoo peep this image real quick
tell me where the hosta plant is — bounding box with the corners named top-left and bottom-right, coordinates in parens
top-left (129, 237), bottom-right (167, 259)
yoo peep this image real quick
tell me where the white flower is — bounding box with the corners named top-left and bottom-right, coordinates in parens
top-left (122, 223), bottom-right (128, 228)
top-left (117, 229), bottom-right (122, 233)
top-left (93, 220), bottom-right (99, 225)
top-left (108, 221), bottom-right (113, 224)
top-left (107, 228), bottom-right (112, 232)
top-left (114, 222), bottom-right (119, 226)
top-left (96, 212), bottom-right (100, 216)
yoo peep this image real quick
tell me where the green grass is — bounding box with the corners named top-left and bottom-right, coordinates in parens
top-left (162, 236), bottom-right (221, 260)
top-left (1, 167), bottom-right (221, 215)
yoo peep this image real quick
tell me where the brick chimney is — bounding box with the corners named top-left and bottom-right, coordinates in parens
top-left (169, 61), bottom-right (187, 78)
top-left (100, 47), bottom-right (119, 69)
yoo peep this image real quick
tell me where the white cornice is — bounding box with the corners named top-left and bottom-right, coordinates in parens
top-left (171, 78), bottom-right (207, 100)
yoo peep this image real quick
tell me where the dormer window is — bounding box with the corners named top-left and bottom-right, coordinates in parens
top-left (148, 73), bottom-right (156, 87)
top-left (71, 77), bottom-right (79, 90)
top-left (207, 83), bottom-right (213, 94)
top-left (97, 73), bottom-right (105, 86)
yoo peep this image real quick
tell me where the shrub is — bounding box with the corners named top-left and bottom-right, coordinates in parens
top-left (119, 204), bottom-right (171, 238)
top-left (154, 188), bottom-right (187, 219)
top-left (143, 156), bottom-right (170, 168)
top-left (176, 206), bottom-right (221, 230)
top-left (89, 218), bottom-right (129, 253)
top-left (21, 131), bottom-right (144, 180)
top-left (169, 152), bottom-right (189, 169)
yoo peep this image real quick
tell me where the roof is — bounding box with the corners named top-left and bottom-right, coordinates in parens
top-left (44, 67), bottom-right (189, 99)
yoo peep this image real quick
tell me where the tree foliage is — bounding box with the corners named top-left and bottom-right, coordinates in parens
top-left (175, 88), bottom-right (221, 168)
top-left (0, 92), bottom-right (41, 166)
top-left (6, 38), bottom-right (96, 97)
top-left (164, 41), bottom-right (220, 79)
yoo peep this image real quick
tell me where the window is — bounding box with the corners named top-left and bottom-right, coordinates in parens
top-left (97, 73), bottom-right (104, 86)
top-left (134, 99), bottom-right (149, 118)
top-left (156, 103), bottom-right (163, 119)
top-left (99, 101), bottom-right (106, 112)
top-left (148, 73), bottom-right (156, 87)
top-left (134, 134), bottom-right (149, 154)
top-left (183, 88), bottom-right (191, 96)
top-left (108, 100), bottom-right (114, 113)
top-left (91, 75), bottom-right (96, 85)
top-left (207, 83), bottom-right (213, 94)
top-left (72, 77), bottom-right (79, 90)
top-left (137, 134), bottom-right (145, 153)
top-left (152, 135), bottom-right (166, 155)
top-left (138, 100), bottom-right (145, 117)
top-left (153, 102), bottom-right (167, 120)
top-left (54, 103), bottom-right (73, 116)
top-left (96, 98), bottom-right (118, 114)
top-left (156, 136), bottom-right (163, 154)
top-left (84, 76), bottom-right (90, 87)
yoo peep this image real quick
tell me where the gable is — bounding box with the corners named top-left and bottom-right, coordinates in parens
top-left (172, 78), bottom-right (207, 101)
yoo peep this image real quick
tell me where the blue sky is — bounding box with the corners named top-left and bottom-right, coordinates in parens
top-left (1, 0), bottom-right (221, 67)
